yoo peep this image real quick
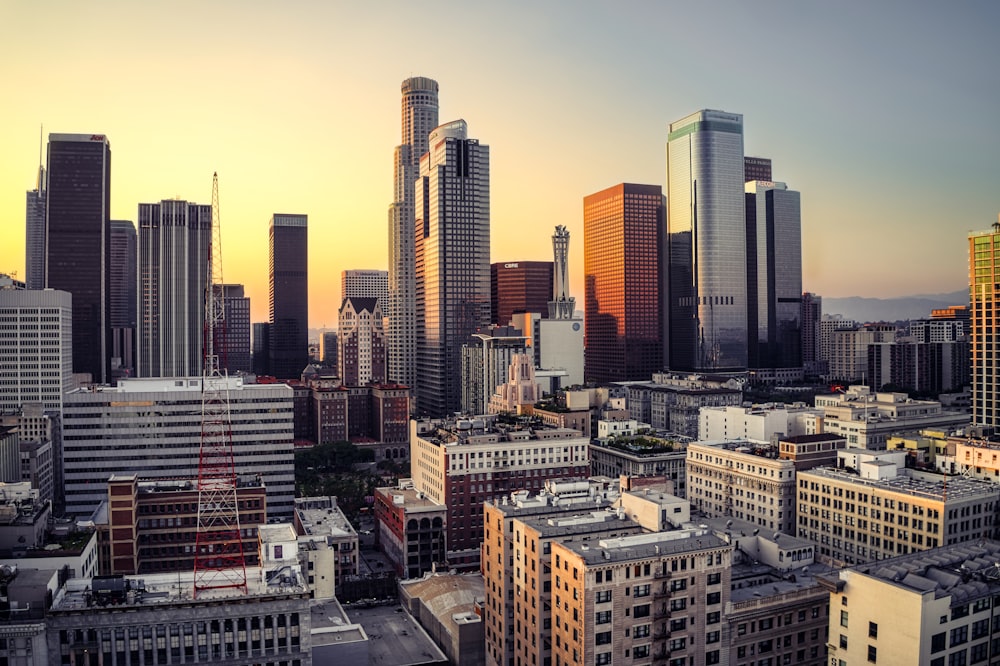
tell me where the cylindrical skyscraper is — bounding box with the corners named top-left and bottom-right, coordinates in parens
top-left (388, 77), bottom-right (439, 391)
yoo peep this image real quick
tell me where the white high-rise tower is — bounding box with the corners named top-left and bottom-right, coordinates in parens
top-left (547, 225), bottom-right (575, 320)
top-left (387, 77), bottom-right (439, 391)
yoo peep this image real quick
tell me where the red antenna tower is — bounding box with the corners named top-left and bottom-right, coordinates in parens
top-left (193, 172), bottom-right (247, 596)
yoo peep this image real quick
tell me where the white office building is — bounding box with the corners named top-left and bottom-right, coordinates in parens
top-left (0, 289), bottom-right (74, 413)
top-left (62, 376), bottom-right (294, 518)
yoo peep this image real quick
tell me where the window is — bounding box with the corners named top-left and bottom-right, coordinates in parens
top-left (971, 642), bottom-right (989, 664)
top-left (633, 645), bottom-right (649, 658)
top-left (707, 572), bottom-right (721, 585)
top-left (596, 611), bottom-right (612, 625)
top-left (951, 626), bottom-right (968, 647)
top-left (596, 590), bottom-right (612, 603)
top-left (633, 625), bottom-right (650, 639)
top-left (706, 650), bottom-right (720, 665)
top-left (841, 610), bottom-right (849, 627)
top-left (839, 635), bottom-right (848, 649)
top-left (706, 611), bottom-right (720, 625)
top-left (596, 654), bottom-right (611, 666)
top-left (706, 631), bottom-right (720, 644)
top-left (706, 592), bottom-right (721, 605)
top-left (633, 584), bottom-right (650, 598)
top-left (596, 632), bottom-right (612, 646)
top-left (633, 604), bottom-right (650, 619)
top-left (931, 633), bottom-right (946, 653)
top-left (869, 622), bottom-right (878, 639)
top-left (972, 619), bottom-right (989, 640)
top-left (948, 651), bottom-right (967, 666)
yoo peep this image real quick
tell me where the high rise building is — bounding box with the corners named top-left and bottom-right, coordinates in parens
top-left (45, 133), bottom-right (112, 384)
top-left (801, 292), bottom-right (823, 375)
top-left (320, 330), bottom-right (337, 368)
top-left (971, 218), bottom-right (1000, 427)
top-left (109, 220), bottom-right (137, 376)
top-left (136, 200), bottom-right (211, 378)
top-left (414, 119), bottom-right (490, 416)
top-left (744, 155), bottom-right (772, 182)
top-left (25, 162), bottom-right (46, 291)
top-left (461, 326), bottom-right (529, 415)
top-left (269, 214), bottom-right (308, 380)
top-left (583, 183), bottom-right (664, 384)
top-left (746, 180), bottom-right (802, 370)
top-left (490, 261), bottom-right (553, 327)
top-left (667, 110), bottom-right (747, 372)
top-left (388, 77), bottom-right (439, 390)
top-left (338, 296), bottom-right (385, 386)
top-left (252, 322), bottom-right (270, 376)
top-left (0, 289), bottom-right (74, 412)
top-left (221, 283), bottom-right (251, 374)
top-left (341, 269), bottom-right (388, 305)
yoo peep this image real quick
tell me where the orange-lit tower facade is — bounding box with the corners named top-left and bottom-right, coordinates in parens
top-left (971, 215), bottom-right (1000, 428)
top-left (193, 173), bottom-right (247, 596)
top-left (583, 183), bottom-right (664, 383)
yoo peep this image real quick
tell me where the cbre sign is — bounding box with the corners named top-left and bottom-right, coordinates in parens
top-left (504, 263), bottom-right (519, 269)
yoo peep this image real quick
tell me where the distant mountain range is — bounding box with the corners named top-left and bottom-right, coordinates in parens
top-left (823, 289), bottom-right (967, 323)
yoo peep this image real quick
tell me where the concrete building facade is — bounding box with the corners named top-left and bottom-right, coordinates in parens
top-left (0, 289), bottom-right (74, 413)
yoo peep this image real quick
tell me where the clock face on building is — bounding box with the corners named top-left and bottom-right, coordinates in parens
top-left (572, 323), bottom-right (581, 331)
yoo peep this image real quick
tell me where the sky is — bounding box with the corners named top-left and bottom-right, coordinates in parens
top-left (2, 1), bottom-right (998, 329)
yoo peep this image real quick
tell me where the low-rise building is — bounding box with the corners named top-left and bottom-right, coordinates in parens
top-left (821, 540), bottom-right (1000, 666)
top-left (699, 403), bottom-right (821, 443)
top-left (399, 572), bottom-right (485, 666)
top-left (374, 481), bottom-right (447, 579)
top-left (589, 436), bottom-right (689, 497)
top-left (627, 373), bottom-right (744, 438)
top-left (293, 496), bottom-right (358, 596)
top-left (797, 449), bottom-right (999, 566)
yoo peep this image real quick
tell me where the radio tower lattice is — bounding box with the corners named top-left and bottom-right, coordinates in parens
top-left (193, 172), bottom-right (247, 596)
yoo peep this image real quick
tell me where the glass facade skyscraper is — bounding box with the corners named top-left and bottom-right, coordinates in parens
top-left (269, 214), bottom-right (308, 380)
top-left (666, 110), bottom-right (747, 372)
top-left (414, 119), bottom-right (490, 417)
top-left (388, 77), bottom-right (439, 391)
top-left (46, 133), bottom-right (112, 384)
top-left (745, 180), bottom-right (802, 369)
top-left (971, 218), bottom-right (1000, 427)
top-left (583, 183), bottom-right (664, 384)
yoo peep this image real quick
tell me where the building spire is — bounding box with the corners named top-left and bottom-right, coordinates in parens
top-left (36, 124), bottom-right (46, 192)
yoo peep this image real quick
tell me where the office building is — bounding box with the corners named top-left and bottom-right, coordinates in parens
top-left (374, 480), bottom-right (448, 579)
top-left (341, 269), bottom-right (388, 305)
top-left (220, 283), bottom-right (251, 374)
top-left (25, 161), bottom-right (46, 291)
top-left (338, 297), bottom-right (385, 386)
top-left (801, 292), bottom-right (823, 375)
top-left (137, 200), bottom-right (211, 378)
top-left (744, 155), bottom-right (772, 182)
top-left (414, 119), bottom-right (491, 417)
top-left (746, 180), bottom-right (802, 373)
top-left (827, 324), bottom-right (897, 382)
top-left (320, 330), bottom-right (338, 369)
top-left (589, 436), bottom-right (689, 496)
top-left (487, 352), bottom-right (542, 415)
top-left (626, 373), bottom-right (743, 438)
top-left (388, 76), bottom-right (439, 390)
top-left (269, 214), bottom-right (308, 380)
top-left (971, 219), bottom-right (1000, 427)
top-left (814, 385), bottom-right (968, 449)
top-left (0, 289), bottom-right (74, 412)
top-left (409, 415), bottom-right (590, 568)
top-left (822, 540), bottom-right (1000, 666)
top-left (698, 403), bottom-right (822, 443)
top-left (583, 183), bottom-right (664, 383)
top-left (867, 337), bottom-right (969, 396)
top-left (797, 448), bottom-right (998, 566)
top-left (460, 326), bottom-right (528, 415)
top-left (490, 260), bottom-right (553, 327)
top-left (667, 110), bottom-right (747, 372)
top-left (45, 133), bottom-right (112, 383)
top-left (62, 376), bottom-right (295, 519)
top-left (109, 219), bottom-right (137, 376)
top-left (252, 322), bottom-right (271, 375)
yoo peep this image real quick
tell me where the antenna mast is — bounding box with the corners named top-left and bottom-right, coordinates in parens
top-left (193, 172), bottom-right (247, 596)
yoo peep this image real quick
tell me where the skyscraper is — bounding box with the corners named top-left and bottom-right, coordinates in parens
top-left (666, 110), bottom-right (747, 372)
top-left (745, 180), bottom-right (802, 370)
top-left (801, 292), bottom-right (823, 375)
top-left (971, 217), bottom-right (1000, 427)
top-left (548, 224), bottom-right (576, 320)
top-left (25, 162), bottom-right (46, 291)
top-left (583, 183), bottom-right (664, 384)
top-left (110, 219), bottom-right (137, 376)
top-left (744, 155), bottom-right (772, 182)
top-left (136, 201), bottom-right (212, 378)
top-left (252, 322), bottom-right (270, 376)
top-left (490, 261), bottom-right (553, 327)
top-left (0, 289), bottom-right (73, 412)
top-left (45, 133), bottom-right (112, 384)
top-left (414, 119), bottom-right (490, 416)
top-left (221, 284), bottom-right (251, 374)
top-left (269, 214), bottom-right (308, 380)
top-left (388, 77), bottom-right (439, 390)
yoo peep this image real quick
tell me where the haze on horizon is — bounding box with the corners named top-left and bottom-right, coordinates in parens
top-left (2, 1), bottom-right (997, 328)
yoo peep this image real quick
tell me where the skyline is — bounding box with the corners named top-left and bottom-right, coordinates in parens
top-left (2, 2), bottom-right (998, 329)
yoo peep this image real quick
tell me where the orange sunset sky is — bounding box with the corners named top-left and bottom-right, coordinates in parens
top-left (2, 2), bottom-right (998, 330)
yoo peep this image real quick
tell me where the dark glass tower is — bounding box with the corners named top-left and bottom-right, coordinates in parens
top-left (666, 110), bottom-right (747, 372)
top-left (490, 261), bottom-right (553, 326)
top-left (745, 181), bottom-right (802, 369)
top-left (110, 219), bottom-right (137, 376)
top-left (269, 214), bottom-right (308, 380)
top-left (46, 133), bottom-right (112, 384)
top-left (221, 284), bottom-right (251, 374)
top-left (583, 183), bottom-right (664, 384)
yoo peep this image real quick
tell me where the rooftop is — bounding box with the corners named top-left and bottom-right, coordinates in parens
top-left (50, 567), bottom-right (308, 613)
top-left (295, 497), bottom-right (356, 537)
top-left (343, 603), bottom-right (448, 666)
top-left (801, 467), bottom-right (997, 502)
top-left (562, 529), bottom-right (728, 565)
